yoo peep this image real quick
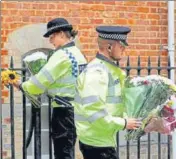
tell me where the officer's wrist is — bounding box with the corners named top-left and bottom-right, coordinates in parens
top-left (123, 118), bottom-right (127, 130)
top-left (19, 83), bottom-right (24, 93)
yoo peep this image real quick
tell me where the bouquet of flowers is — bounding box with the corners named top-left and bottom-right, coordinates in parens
top-left (1, 52), bottom-right (48, 108)
top-left (23, 51), bottom-right (47, 75)
top-left (123, 75), bottom-right (176, 140)
top-left (22, 51), bottom-right (48, 107)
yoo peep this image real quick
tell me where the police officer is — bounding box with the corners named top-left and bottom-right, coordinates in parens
top-left (74, 26), bottom-right (142, 159)
top-left (14, 18), bottom-right (87, 159)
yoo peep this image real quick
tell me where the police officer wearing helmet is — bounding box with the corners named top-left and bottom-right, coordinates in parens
top-left (14, 18), bottom-right (87, 159)
top-left (74, 26), bottom-right (142, 159)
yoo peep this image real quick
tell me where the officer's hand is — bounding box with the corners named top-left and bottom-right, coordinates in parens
top-left (125, 118), bottom-right (142, 130)
top-left (13, 80), bottom-right (21, 90)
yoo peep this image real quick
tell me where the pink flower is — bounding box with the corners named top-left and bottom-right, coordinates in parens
top-left (161, 105), bottom-right (174, 117)
top-left (143, 80), bottom-right (149, 85)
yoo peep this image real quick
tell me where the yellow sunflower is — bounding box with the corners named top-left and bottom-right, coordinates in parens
top-left (166, 100), bottom-right (174, 107)
top-left (1, 69), bottom-right (20, 86)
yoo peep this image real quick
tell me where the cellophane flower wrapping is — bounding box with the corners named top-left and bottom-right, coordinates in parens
top-left (22, 52), bottom-right (48, 107)
top-left (144, 102), bottom-right (176, 135)
top-left (123, 75), bottom-right (176, 140)
top-left (23, 51), bottom-right (47, 75)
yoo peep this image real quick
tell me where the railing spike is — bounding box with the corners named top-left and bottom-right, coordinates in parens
top-left (168, 55), bottom-right (171, 67)
top-left (158, 56), bottom-right (161, 67)
top-left (127, 56), bottom-right (130, 66)
top-left (10, 56), bottom-right (14, 68)
top-left (138, 56), bottom-right (140, 66)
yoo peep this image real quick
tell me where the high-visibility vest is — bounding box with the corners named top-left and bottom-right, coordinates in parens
top-left (22, 42), bottom-right (87, 107)
top-left (74, 53), bottom-right (126, 147)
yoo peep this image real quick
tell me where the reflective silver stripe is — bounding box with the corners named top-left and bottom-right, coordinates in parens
top-left (108, 86), bottom-right (115, 96)
top-left (74, 95), bottom-right (99, 105)
top-left (108, 72), bottom-right (115, 96)
top-left (108, 72), bottom-right (114, 86)
top-left (106, 96), bottom-right (122, 104)
top-left (30, 76), bottom-right (46, 91)
top-left (75, 109), bottom-right (108, 123)
top-left (48, 87), bottom-right (75, 96)
top-left (56, 75), bottom-right (76, 84)
top-left (40, 68), bottom-right (55, 83)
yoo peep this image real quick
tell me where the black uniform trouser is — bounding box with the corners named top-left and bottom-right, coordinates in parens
top-left (79, 141), bottom-right (119, 159)
top-left (52, 107), bottom-right (76, 159)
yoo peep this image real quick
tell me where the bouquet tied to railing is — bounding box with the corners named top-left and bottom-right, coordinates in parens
top-left (123, 75), bottom-right (176, 140)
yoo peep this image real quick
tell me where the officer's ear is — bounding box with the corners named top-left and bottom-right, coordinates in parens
top-left (107, 44), bottom-right (112, 53)
top-left (59, 31), bottom-right (65, 38)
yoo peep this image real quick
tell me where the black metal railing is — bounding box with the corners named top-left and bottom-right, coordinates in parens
top-left (10, 56), bottom-right (15, 159)
top-left (22, 61), bottom-right (27, 159)
top-left (1, 55), bottom-right (175, 159)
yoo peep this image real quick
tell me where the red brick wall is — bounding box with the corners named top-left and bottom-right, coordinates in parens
top-left (1, 1), bottom-right (168, 103)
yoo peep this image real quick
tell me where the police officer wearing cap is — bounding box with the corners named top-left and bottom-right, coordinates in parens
top-left (74, 26), bottom-right (142, 159)
top-left (14, 18), bottom-right (87, 159)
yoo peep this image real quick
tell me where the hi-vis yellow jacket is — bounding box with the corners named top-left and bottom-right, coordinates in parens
top-left (74, 53), bottom-right (126, 147)
top-left (22, 42), bottom-right (87, 107)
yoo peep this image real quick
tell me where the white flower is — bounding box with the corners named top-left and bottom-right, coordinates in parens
top-left (130, 76), bottom-right (144, 86)
top-left (146, 75), bottom-right (162, 81)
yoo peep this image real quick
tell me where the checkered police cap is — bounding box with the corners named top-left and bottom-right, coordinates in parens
top-left (96, 26), bottom-right (131, 46)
